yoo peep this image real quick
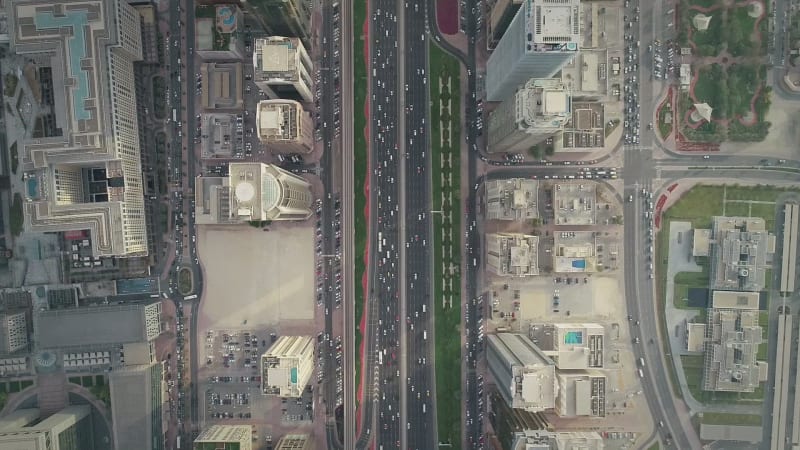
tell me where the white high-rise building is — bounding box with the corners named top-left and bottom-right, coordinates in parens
top-left (486, 0), bottom-right (581, 101)
top-left (256, 100), bottom-right (314, 154)
top-left (253, 36), bottom-right (313, 104)
top-left (260, 336), bottom-right (314, 398)
top-left (9, 0), bottom-right (148, 257)
top-left (488, 78), bottom-right (571, 153)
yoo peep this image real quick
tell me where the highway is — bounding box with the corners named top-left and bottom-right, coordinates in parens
top-left (402, 0), bottom-right (436, 449)
top-left (364, 1), bottom-right (403, 448)
top-left (338, 0), bottom-right (358, 447)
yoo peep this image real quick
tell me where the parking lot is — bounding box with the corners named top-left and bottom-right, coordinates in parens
top-left (200, 328), bottom-right (319, 437)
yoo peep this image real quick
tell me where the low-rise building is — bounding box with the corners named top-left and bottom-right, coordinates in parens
top-left (555, 369), bottom-right (606, 417)
top-left (485, 178), bottom-right (539, 221)
top-left (0, 310), bottom-right (28, 355)
top-left (261, 336), bottom-right (314, 398)
top-left (34, 301), bottom-right (162, 351)
top-left (509, 430), bottom-right (605, 450)
top-left (194, 4), bottom-right (244, 60)
top-left (530, 323), bottom-right (605, 369)
top-left (200, 113), bottom-right (244, 159)
top-left (486, 233), bottom-right (539, 277)
top-left (276, 434), bottom-right (314, 450)
top-left (193, 424), bottom-right (252, 450)
top-left (199, 62), bottom-right (244, 111)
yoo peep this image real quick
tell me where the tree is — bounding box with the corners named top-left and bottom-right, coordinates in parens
top-left (544, 145), bottom-right (555, 156)
top-left (528, 145), bottom-right (542, 159)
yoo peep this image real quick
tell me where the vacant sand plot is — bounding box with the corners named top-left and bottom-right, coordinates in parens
top-left (196, 225), bottom-right (314, 332)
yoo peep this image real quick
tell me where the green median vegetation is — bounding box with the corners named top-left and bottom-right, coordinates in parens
top-left (429, 41), bottom-right (462, 448)
top-left (352, 0), bottom-right (368, 408)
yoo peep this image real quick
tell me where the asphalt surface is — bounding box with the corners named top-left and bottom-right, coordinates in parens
top-left (402, 1), bottom-right (436, 449)
top-left (316, 1), bottom-right (346, 449)
top-left (365, 1), bottom-right (403, 448)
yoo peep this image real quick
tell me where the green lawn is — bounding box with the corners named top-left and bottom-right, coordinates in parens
top-left (429, 41), bottom-right (462, 448)
top-left (701, 412), bottom-right (762, 426)
top-left (10, 141), bottom-right (17, 175)
top-left (3, 73), bottom-right (18, 98)
top-left (352, 0), bottom-right (367, 407)
top-left (647, 444), bottom-right (660, 450)
top-left (663, 185), bottom-right (726, 228)
top-left (152, 75), bottom-right (167, 120)
top-left (656, 222), bottom-right (685, 398)
top-left (178, 268), bottom-right (193, 295)
top-left (10, 193), bottom-right (24, 237)
top-left (658, 100), bottom-right (673, 140)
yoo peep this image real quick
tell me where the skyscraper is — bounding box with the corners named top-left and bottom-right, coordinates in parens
top-left (255, 0), bottom-right (311, 46)
top-left (487, 78), bottom-right (571, 153)
top-left (9, 0), bottom-right (148, 257)
top-left (0, 406), bottom-right (95, 450)
top-left (485, 0), bottom-right (581, 102)
top-left (253, 37), bottom-right (313, 103)
top-left (195, 163), bottom-right (314, 224)
top-left (256, 100), bottom-right (314, 154)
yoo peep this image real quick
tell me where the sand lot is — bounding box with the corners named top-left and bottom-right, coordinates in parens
top-left (196, 225), bottom-right (314, 331)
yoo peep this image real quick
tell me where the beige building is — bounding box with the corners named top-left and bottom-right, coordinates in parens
top-left (0, 406), bottom-right (95, 449)
top-left (485, 178), bottom-right (539, 221)
top-left (530, 323), bottom-right (605, 369)
top-left (200, 113), bottom-right (243, 159)
top-left (260, 335), bottom-right (314, 398)
top-left (709, 217), bottom-right (776, 292)
top-left (276, 434), bottom-right (314, 450)
top-left (0, 310), bottom-right (28, 354)
top-left (703, 291), bottom-right (763, 392)
top-left (199, 62), bottom-right (244, 111)
top-left (10, 0), bottom-right (148, 257)
top-left (195, 163), bottom-right (313, 224)
top-left (193, 424), bottom-right (252, 450)
top-left (487, 333), bottom-right (557, 412)
top-left (253, 36), bottom-right (313, 103)
top-left (686, 322), bottom-right (707, 352)
top-left (555, 370), bottom-right (606, 417)
top-left (256, 100), bottom-right (314, 154)
top-left (510, 430), bottom-right (605, 450)
top-left (488, 78), bottom-right (571, 154)
top-left (486, 233), bottom-right (539, 277)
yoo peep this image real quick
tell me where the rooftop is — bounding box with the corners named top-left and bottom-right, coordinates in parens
top-left (35, 302), bottom-right (160, 349)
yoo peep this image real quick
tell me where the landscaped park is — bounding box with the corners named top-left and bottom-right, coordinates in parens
top-left (671, 0), bottom-right (772, 143)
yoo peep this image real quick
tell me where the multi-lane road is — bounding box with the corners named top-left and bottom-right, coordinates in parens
top-left (402, 0), bottom-right (436, 447)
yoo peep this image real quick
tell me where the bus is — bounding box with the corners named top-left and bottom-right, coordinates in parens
top-left (184, 294), bottom-right (197, 301)
top-left (378, 231), bottom-right (383, 253)
top-left (172, 108), bottom-right (177, 122)
top-left (378, 351), bottom-right (383, 365)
